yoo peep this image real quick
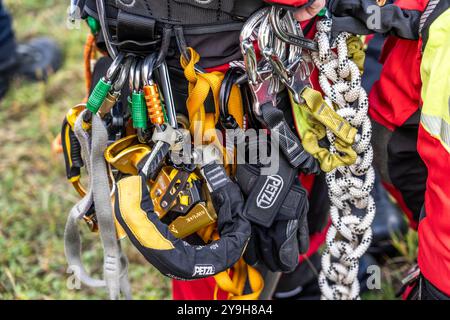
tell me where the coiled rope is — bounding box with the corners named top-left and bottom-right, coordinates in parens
top-left (313, 19), bottom-right (376, 300)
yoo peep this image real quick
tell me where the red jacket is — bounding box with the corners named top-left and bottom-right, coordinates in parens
top-left (370, 0), bottom-right (450, 296)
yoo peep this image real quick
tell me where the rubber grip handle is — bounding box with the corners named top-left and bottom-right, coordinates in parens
top-left (70, 130), bottom-right (83, 169)
top-left (61, 119), bottom-right (84, 180)
top-left (138, 142), bottom-right (170, 181)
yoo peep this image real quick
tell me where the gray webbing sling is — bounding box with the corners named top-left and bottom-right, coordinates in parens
top-left (64, 111), bottom-right (132, 299)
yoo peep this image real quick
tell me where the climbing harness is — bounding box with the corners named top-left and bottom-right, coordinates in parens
top-left (63, 0), bottom-right (375, 301)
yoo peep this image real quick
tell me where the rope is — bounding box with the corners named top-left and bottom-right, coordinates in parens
top-left (83, 33), bottom-right (97, 101)
top-left (312, 19), bottom-right (376, 300)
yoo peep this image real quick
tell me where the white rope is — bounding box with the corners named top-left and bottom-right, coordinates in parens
top-left (313, 19), bottom-right (376, 300)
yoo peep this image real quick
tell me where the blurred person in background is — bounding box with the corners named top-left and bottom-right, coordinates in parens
top-left (0, 0), bottom-right (63, 100)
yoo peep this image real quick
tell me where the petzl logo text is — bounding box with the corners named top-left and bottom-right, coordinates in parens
top-left (256, 175), bottom-right (284, 209)
top-left (192, 264), bottom-right (215, 277)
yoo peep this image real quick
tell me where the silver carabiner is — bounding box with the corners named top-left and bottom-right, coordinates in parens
top-left (266, 8), bottom-right (314, 104)
top-left (141, 53), bottom-right (158, 86)
top-left (269, 7), bottom-right (319, 52)
top-left (241, 41), bottom-right (259, 84)
top-left (106, 52), bottom-right (125, 83)
top-left (258, 14), bottom-right (286, 94)
top-left (157, 61), bottom-right (177, 129)
top-left (112, 56), bottom-right (131, 94)
top-left (240, 8), bottom-right (269, 84)
top-left (283, 10), bottom-right (303, 64)
top-left (248, 64), bottom-right (278, 116)
top-left (129, 57), bottom-right (142, 93)
top-left (134, 60), bottom-right (142, 93)
top-left (258, 14), bottom-right (273, 57)
top-left (240, 7), bottom-right (269, 44)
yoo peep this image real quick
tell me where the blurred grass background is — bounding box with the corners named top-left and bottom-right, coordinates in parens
top-left (0, 0), bottom-right (417, 300)
top-left (0, 0), bottom-right (170, 300)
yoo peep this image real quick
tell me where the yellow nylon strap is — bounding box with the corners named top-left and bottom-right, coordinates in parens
top-left (213, 258), bottom-right (264, 300)
top-left (180, 47), bottom-right (244, 169)
top-left (292, 88), bottom-right (358, 172)
top-left (228, 85), bottom-right (244, 129)
top-left (346, 36), bottom-right (365, 74)
top-left (301, 88), bottom-right (357, 145)
top-left (200, 231), bottom-right (263, 300)
top-left (181, 48), bottom-right (220, 143)
top-left (291, 94), bottom-right (313, 139)
top-left (302, 118), bottom-right (357, 172)
top-left (181, 48), bottom-right (259, 299)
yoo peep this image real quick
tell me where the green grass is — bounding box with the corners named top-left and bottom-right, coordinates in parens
top-left (0, 0), bottom-right (417, 300)
top-left (0, 0), bottom-right (170, 300)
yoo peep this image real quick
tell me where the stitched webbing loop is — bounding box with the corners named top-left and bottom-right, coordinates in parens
top-left (292, 87), bottom-right (358, 172)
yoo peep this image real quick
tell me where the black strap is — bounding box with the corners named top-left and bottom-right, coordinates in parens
top-left (115, 10), bottom-right (157, 51)
top-left (202, 163), bottom-right (231, 192)
top-left (260, 103), bottom-right (319, 174)
top-left (231, 0), bottom-right (266, 20)
top-left (420, 275), bottom-right (450, 300)
top-left (84, 0), bottom-right (260, 26)
top-left (61, 119), bottom-right (84, 180)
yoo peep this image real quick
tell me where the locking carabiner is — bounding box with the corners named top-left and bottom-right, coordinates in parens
top-left (142, 54), bottom-right (165, 126)
top-left (98, 56), bottom-right (132, 118)
top-left (258, 14), bottom-right (285, 95)
top-left (129, 58), bottom-right (151, 143)
top-left (219, 68), bottom-right (244, 130)
top-left (265, 9), bottom-right (314, 104)
top-left (85, 52), bottom-right (126, 119)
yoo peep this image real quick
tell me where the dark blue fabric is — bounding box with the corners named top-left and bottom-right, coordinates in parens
top-left (362, 33), bottom-right (384, 92)
top-left (0, 0), bottom-right (16, 65)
